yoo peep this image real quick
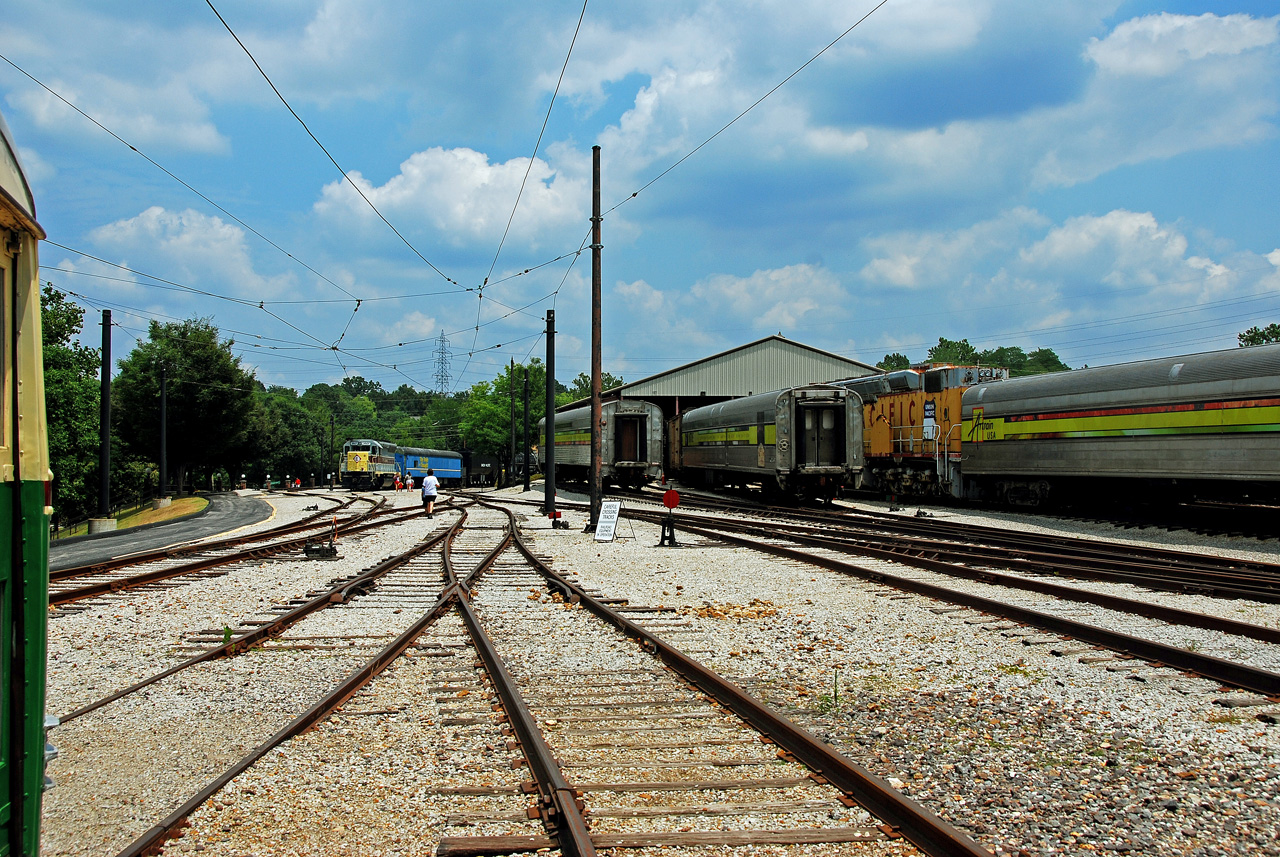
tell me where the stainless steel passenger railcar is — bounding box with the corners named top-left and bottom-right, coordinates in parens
top-left (669, 385), bottom-right (864, 499)
top-left (538, 399), bottom-right (664, 486)
top-left (959, 344), bottom-right (1280, 504)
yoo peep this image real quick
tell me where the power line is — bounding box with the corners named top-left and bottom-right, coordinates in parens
top-left (204, 0), bottom-right (460, 288)
top-left (0, 50), bottom-right (362, 309)
top-left (603, 0), bottom-right (890, 218)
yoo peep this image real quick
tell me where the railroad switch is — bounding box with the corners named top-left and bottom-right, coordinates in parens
top-left (658, 515), bottom-right (678, 546)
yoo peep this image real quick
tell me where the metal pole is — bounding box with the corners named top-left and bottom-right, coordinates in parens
top-left (544, 310), bottom-right (556, 516)
top-left (508, 357), bottom-right (516, 488)
top-left (523, 369), bottom-right (531, 493)
top-left (588, 144), bottom-right (602, 530)
top-left (159, 365), bottom-right (167, 499)
top-left (330, 415), bottom-right (335, 488)
top-left (98, 310), bottom-right (111, 516)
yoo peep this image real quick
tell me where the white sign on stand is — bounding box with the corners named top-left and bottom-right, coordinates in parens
top-left (595, 500), bottom-right (622, 542)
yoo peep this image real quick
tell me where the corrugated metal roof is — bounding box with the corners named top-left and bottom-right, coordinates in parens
top-left (605, 336), bottom-right (877, 398)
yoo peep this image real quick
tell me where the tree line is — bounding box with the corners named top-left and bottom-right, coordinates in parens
top-left (43, 286), bottom-right (617, 525)
top-left (877, 337), bottom-right (1071, 375)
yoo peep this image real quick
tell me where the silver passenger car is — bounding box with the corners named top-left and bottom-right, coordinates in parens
top-left (539, 399), bottom-right (665, 486)
top-left (671, 385), bottom-right (863, 498)
top-left (959, 343), bottom-right (1280, 504)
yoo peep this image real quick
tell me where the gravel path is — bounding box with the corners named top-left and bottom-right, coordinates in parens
top-left (505, 491), bottom-right (1280, 857)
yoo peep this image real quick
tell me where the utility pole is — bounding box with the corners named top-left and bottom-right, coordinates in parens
top-left (98, 310), bottom-right (111, 516)
top-left (523, 368), bottom-right (531, 493)
top-left (588, 144), bottom-right (603, 530)
top-left (544, 310), bottom-right (556, 516)
top-left (330, 414), bottom-right (336, 488)
top-left (159, 364), bottom-right (168, 500)
top-left (508, 358), bottom-right (516, 488)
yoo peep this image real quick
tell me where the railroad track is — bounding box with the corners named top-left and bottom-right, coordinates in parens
top-left (49, 492), bottom-right (365, 578)
top-left (496, 492), bottom-right (1280, 697)
top-left (44, 502), bottom-right (459, 856)
top-left (47, 499), bottom-right (434, 608)
top-left (614, 486), bottom-right (1280, 602)
top-left (607, 504), bottom-right (1280, 698)
top-left (56, 499), bottom-right (994, 857)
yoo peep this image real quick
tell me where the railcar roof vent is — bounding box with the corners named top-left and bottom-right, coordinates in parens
top-left (1169, 363), bottom-right (1184, 381)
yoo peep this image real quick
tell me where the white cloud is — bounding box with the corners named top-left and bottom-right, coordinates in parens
top-left (88, 206), bottom-right (294, 299)
top-left (314, 147), bottom-right (588, 249)
top-left (1085, 13), bottom-right (1279, 77)
top-left (615, 278), bottom-right (667, 316)
top-left (16, 146), bottom-right (54, 184)
top-left (690, 264), bottom-right (846, 330)
top-left (860, 208), bottom-right (1048, 288)
top-left (9, 77), bottom-right (228, 154)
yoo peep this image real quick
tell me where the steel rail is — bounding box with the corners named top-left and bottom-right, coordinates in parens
top-left (447, 507), bottom-right (597, 856)
top-left (609, 490), bottom-right (1280, 601)
top-left (50, 496), bottom-right (362, 581)
top-left (753, 514), bottom-right (1280, 600)
top-left (50, 504), bottom-right (427, 606)
top-left (616, 485), bottom-right (1280, 582)
top-left (658, 515), bottom-right (1280, 697)
top-left (58, 524), bottom-right (458, 724)
top-left (490, 502), bottom-right (993, 857)
top-left (623, 507), bottom-right (1280, 646)
top-left (796, 504), bottom-right (1280, 582)
top-left (114, 513), bottom-right (469, 857)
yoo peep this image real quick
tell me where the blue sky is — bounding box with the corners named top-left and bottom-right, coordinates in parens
top-left (4, 1), bottom-right (1278, 391)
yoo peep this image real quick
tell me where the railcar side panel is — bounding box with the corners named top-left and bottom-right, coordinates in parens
top-left (1, 110), bottom-right (52, 856)
top-left (397, 447), bottom-right (463, 486)
top-left (674, 386), bottom-right (862, 497)
top-left (959, 344), bottom-right (1280, 502)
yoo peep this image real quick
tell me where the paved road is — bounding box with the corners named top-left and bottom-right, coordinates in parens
top-left (49, 493), bottom-right (275, 572)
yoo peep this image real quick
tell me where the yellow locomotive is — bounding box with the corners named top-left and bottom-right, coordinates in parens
top-left (840, 364), bottom-right (1008, 498)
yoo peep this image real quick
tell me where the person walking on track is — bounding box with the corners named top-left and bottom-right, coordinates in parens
top-left (421, 468), bottom-right (440, 518)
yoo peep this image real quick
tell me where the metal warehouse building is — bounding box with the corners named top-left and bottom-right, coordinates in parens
top-left (568, 335), bottom-right (878, 420)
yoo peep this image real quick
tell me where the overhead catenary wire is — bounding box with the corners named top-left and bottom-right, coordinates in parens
top-left (0, 48), bottom-right (365, 350)
top-left (459, 0), bottom-right (591, 391)
top-left (204, 0), bottom-right (460, 289)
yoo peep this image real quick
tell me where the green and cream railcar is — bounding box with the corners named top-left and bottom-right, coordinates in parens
top-left (539, 399), bottom-right (664, 486)
top-left (670, 385), bottom-right (864, 499)
top-left (1, 109), bottom-right (53, 855)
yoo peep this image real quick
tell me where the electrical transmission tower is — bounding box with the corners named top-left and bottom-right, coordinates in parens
top-left (433, 330), bottom-right (451, 393)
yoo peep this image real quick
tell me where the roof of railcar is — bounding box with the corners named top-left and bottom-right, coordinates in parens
top-left (964, 343), bottom-right (1280, 405)
top-left (0, 109), bottom-right (42, 237)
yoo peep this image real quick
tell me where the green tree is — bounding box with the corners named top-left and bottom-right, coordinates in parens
top-left (877, 353), bottom-right (910, 371)
top-left (1023, 348), bottom-right (1071, 374)
top-left (41, 286), bottom-right (100, 522)
top-left (926, 337), bottom-right (979, 364)
top-left (246, 390), bottom-right (327, 482)
top-left (457, 359), bottom-right (559, 460)
top-left (113, 318), bottom-right (256, 493)
top-left (1239, 324), bottom-right (1280, 347)
top-left (562, 371), bottom-right (625, 402)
